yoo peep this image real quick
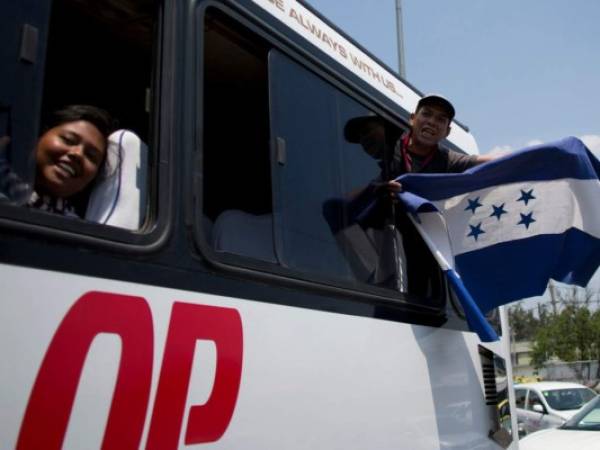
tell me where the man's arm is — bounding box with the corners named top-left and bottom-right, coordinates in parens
top-left (474, 153), bottom-right (501, 164)
top-left (389, 152), bottom-right (503, 192)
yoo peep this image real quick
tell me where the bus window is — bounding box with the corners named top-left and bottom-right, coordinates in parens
top-left (201, 8), bottom-right (445, 307)
top-left (0, 0), bottom-right (156, 229)
top-left (268, 49), bottom-right (443, 306)
top-left (202, 10), bottom-right (273, 261)
top-left (268, 49), bottom-right (401, 287)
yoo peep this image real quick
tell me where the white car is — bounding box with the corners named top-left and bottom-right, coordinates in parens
top-left (514, 381), bottom-right (596, 435)
top-left (520, 394), bottom-right (600, 450)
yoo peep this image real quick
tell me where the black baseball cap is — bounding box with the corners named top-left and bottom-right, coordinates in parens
top-left (344, 112), bottom-right (384, 143)
top-left (417, 94), bottom-right (455, 120)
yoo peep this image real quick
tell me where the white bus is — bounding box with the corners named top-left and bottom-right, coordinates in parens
top-left (1, 0), bottom-right (517, 448)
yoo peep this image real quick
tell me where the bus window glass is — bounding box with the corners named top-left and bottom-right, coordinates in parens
top-left (337, 96), bottom-right (402, 287)
top-left (268, 49), bottom-right (444, 302)
top-left (0, 0), bottom-right (156, 229)
top-left (268, 49), bottom-right (355, 281)
top-left (338, 97), bottom-right (425, 293)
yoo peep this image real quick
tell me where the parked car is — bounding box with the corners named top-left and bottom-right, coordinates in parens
top-left (520, 394), bottom-right (600, 450)
top-left (514, 381), bottom-right (596, 435)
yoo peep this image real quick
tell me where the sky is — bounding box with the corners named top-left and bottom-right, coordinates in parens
top-left (306, 0), bottom-right (600, 157)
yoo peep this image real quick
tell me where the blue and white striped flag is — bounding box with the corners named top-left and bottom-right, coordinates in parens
top-left (397, 137), bottom-right (600, 342)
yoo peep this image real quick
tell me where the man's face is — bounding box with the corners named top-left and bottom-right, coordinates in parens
top-left (409, 104), bottom-right (451, 148)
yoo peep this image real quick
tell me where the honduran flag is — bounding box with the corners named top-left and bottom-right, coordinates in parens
top-left (396, 137), bottom-right (600, 342)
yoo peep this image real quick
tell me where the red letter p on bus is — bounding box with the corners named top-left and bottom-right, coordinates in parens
top-left (146, 302), bottom-right (243, 449)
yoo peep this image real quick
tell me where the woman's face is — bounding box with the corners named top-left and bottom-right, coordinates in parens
top-left (35, 120), bottom-right (106, 198)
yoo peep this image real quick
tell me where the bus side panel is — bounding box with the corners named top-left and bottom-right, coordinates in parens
top-left (2, 263), bottom-right (506, 449)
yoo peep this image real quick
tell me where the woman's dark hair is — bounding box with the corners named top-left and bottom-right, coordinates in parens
top-left (44, 104), bottom-right (116, 138)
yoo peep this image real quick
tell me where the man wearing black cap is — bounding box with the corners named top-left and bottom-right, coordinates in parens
top-left (384, 95), bottom-right (492, 296)
top-left (340, 94), bottom-right (496, 296)
top-left (344, 94), bottom-right (495, 193)
top-left (385, 94), bottom-right (494, 193)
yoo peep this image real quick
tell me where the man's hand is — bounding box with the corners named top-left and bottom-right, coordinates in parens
top-left (387, 180), bottom-right (402, 193)
top-left (371, 180), bottom-right (403, 199)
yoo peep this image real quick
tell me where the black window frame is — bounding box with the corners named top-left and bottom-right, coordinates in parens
top-left (192, 2), bottom-right (454, 318)
top-left (0, 0), bottom-right (172, 255)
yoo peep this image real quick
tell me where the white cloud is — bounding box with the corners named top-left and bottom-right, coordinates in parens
top-left (486, 141), bottom-right (542, 155)
top-left (487, 135), bottom-right (600, 158)
top-left (526, 139), bottom-right (544, 147)
top-left (580, 134), bottom-right (600, 157)
top-left (488, 144), bottom-right (513, 155)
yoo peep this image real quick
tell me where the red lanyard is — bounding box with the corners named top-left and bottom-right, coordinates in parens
top-left (400, 132), bottom-right (436, 173)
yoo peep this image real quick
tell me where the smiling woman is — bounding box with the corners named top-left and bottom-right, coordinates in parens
top-left (36, 121), bottom-right (105, 198)
top-left (1, 105), bottom-right (115, 218)
top-left (0, 0), bottom-right (157, 230)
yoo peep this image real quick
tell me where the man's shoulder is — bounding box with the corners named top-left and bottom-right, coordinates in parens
top-left (439, 146), bottom-right (472, 160)
top-left (437, 147), bottom-right (479, 172)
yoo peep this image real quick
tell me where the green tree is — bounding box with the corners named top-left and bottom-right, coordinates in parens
top-left (508, 301), bottom-right (539, 341)
top-left (531, 321), bottom-right (557, 369)
top-left (530, 285), bottom-right (600, 377)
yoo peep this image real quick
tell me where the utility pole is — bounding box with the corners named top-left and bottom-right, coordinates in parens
top-left (395, 0), bottom-right (406, 78)
top-left (510, 321), bottom-right (517, 369)
top-left (548, 281), bottom-right (559, 316)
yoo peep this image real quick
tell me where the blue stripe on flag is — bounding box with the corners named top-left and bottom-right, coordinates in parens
top-left (445, 269), bottom-right (499, 342)
top-left (456, 228), bottom-right (600, 313)
top-left (398, 137), bottom-right (598, 201)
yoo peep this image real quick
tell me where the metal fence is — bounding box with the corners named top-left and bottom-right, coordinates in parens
top-left (540, 360), bottom-right (600, 389)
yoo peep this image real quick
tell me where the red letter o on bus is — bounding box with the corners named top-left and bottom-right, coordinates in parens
top-left (16, 291), bottom-right (153, 450)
